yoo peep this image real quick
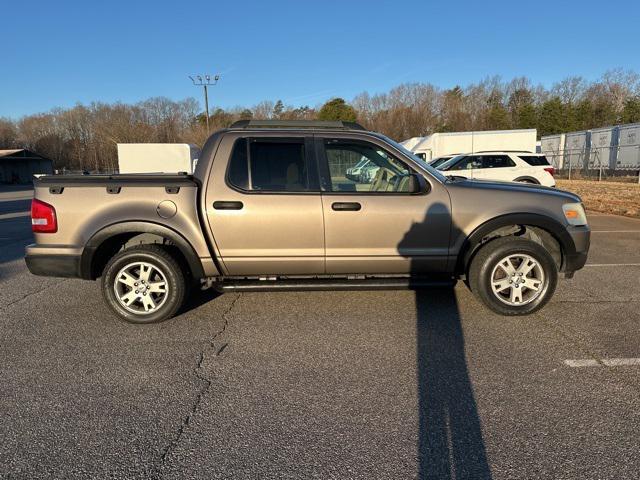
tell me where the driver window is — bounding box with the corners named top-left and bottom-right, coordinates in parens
top-left (324, 140), bottom-right (414, 193)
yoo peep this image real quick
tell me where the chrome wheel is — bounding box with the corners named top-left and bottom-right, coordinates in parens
top-left (113, 261), bottom-right (169, 315)
top-left (490, 254), bottom-right (545, 306)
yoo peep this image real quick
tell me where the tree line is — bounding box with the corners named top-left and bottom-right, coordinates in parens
top-left (1, 69), bottom-right (639, 171)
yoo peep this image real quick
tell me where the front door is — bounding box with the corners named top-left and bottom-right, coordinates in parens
top-left (204, 133), bottom-right (324, 275)
top-left (317, 136), bottom-right (452, 274)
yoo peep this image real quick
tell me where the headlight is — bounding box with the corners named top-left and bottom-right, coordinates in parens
top-left (562, 202), bottom-right (588, 226)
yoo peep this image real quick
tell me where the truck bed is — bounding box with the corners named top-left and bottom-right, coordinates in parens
top-left (27, 173), bottom-right (218, 279)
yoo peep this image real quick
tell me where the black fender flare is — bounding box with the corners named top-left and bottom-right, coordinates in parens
top-left (457, 213), bottom-right (575, 274)
top-left (80, 221), bottom-right (205, 279)
top-left (513, 176), bottom-right (540, 184)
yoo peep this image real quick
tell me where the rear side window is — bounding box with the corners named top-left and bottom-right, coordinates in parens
top-left (519, 155), bottom-right (550, 166)
top-left (227, 138), bottom-right (310, 192)
top-left (480, 155), bottom-right (516, 168)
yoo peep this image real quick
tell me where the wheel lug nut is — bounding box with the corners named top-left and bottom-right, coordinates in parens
top-left (135, 290), bottom-right (139, 294)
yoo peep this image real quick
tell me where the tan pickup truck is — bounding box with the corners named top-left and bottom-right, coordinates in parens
top-left (26, 120), bottom-right (590, 323)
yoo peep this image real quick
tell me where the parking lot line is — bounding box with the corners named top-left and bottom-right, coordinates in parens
top-left (591, 230), bottom-right (640, 233)
top-left (585, 263), bottom-right (640, 267)
top-left (565, 358), bottom-right (640, 367)
top-left (584, 263), bottom-right (640, 267)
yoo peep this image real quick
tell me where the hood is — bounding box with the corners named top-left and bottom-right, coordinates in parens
top-left (447, 178), bottom-right (581, 203)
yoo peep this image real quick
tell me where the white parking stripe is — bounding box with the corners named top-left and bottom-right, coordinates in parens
top-left (591, 230), bottom-right (640, 233)
top-left (585, 263), bottom-right (640, 267)
top-left (565, 359), bottom-right (600, 367)
top-left (565, 358), bottom-right (640, 367)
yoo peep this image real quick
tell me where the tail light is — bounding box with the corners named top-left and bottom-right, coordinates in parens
top-left (544, 167), bottom-right (555, 177)
top-left (31, 199), bottom-right (57, 233)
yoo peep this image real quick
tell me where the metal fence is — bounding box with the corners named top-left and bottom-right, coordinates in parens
top-left (544, 145), bottom-right (640, 182)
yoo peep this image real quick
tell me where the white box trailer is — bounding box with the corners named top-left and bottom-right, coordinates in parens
top-left (117, 143), bottom-right (200, 174)
top-left (540, 134), bottom-right (565, 169)
top-left (563, 131), bottom-right (590, 170)
top-left (589, 127), bottom-right (617, 169)
top-left (616, 123), bottom-right (640, 168)
top-left (400, 137), bottom-right (426, 151)
top-left (404, 129), bottom-right (537, 161)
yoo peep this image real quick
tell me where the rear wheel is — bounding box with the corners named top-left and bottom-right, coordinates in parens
top-left (468, 237), bottom-right (557, 316)
top-left (102, 245), bottom-right (186, 324)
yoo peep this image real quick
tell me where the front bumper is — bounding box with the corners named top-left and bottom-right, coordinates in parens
top-left (563, 225), bottom-right (590, 275)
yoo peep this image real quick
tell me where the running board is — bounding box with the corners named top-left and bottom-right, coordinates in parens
top-left (214, 277), bottom-right (455, 292)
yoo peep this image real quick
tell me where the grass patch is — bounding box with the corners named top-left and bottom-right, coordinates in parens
top-left (556, 180), bottom-right (640, 218)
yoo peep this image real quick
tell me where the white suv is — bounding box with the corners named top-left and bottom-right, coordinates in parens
top-left (436, 151), bottom-right (556, 187)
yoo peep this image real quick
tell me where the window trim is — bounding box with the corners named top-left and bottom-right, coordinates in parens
top-left (315, 137), bottom-right (429, 196)
top-left (224, 136), bottom-right (321, 195)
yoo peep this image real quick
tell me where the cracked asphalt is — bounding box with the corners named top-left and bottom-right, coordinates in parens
top-left (1, 190), bottom-right (639, 479)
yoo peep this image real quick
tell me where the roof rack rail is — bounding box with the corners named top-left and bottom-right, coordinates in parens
top-left (229, 119), bottom-right (366, 130)
top-left (474, 150), bottom-right (535, 154)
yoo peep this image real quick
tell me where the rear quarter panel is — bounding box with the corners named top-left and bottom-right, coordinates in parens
top-left (32, 183), bottom-right (218, 276)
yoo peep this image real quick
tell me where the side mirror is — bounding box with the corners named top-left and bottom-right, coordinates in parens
top-left (409, 174), bottom-right (430, 194)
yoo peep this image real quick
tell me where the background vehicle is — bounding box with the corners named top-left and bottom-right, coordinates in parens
top-left (26, 121), bottom-right (588, 323)
top-left (436, 151), bottom-right (556, 186)
top-left (428, 155), bottom-right (455, 169)
top-left (402, 129), bottom-right (537, 161)
top-left (345, 157), bottom-right (370, 181)
top-left (117, 143), bottom-right (200, 174)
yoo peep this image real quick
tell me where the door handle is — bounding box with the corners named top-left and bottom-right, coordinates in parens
top-left (332, 202), bottom-right (361, 211)
top-left (213, 201), bottom-right (244, 210)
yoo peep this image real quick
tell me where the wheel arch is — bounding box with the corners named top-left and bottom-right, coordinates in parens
top-left (457, 213), bottom-right (575, 276)
top-left (513, 176), bottom-right (540, 184)
top-left (80, 221), bottom-right (205, 280)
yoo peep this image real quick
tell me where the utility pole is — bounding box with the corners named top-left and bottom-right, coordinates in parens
top-left (189, 74), bottom-right (220, 133)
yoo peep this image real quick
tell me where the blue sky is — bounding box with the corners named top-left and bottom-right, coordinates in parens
top-left (3, 0), bottom-right (640, 118)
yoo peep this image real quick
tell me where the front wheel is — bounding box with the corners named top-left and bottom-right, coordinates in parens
top-left (102, 245), bottom-right (186, 324)
top-left (468, 237), bottom-right (557, 316)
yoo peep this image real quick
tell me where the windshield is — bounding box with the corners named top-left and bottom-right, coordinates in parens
top-left (378, 135), bottom-right (448, 182)
top-left (436, 155), bottom-right (465, 171)
top-left (430, 156), bottom-right (452, 169)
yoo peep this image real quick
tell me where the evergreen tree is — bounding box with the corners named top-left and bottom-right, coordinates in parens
top-left (317, 98), bottom-right (357, 122)
top-left (622, 97), bottom-right (640, 123)
top-left (272, 100), bottom-right (284, 119)
top-left (538, 97), bottom-right (566, 136)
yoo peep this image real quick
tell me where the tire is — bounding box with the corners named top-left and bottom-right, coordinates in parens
top-left (516, 178), bottom-right (539, 184)
top-left (101, 245), bottom-right (186, 324)
top-left (468, 237), bottom-right (557, 316)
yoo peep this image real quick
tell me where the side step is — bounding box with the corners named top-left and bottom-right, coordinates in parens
top-left (214, 277), bottom-right (456, 293)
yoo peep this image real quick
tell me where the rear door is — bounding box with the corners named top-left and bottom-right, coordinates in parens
top-left (204, 132), bottom-right (325, 275)
top-left (471, 155), bottom-right (518, 181)
top-left (316, 135), bottom-right (452, 274)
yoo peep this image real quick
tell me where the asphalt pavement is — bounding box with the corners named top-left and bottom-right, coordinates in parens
top-left (0, 189), bottom-right (638, 479)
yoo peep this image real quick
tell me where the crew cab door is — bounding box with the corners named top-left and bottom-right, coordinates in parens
top-left (470, 154), bottom-right (518, 181)
top-left (203, 132), bottom-right (324, 275)
top-left (316, 136), bottom-right (452, 274)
